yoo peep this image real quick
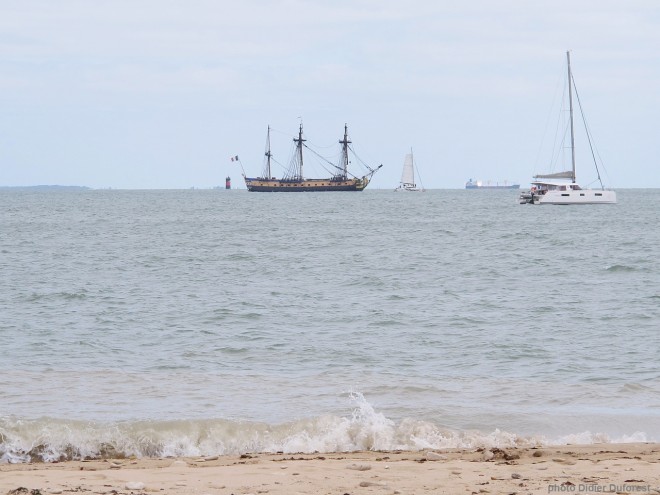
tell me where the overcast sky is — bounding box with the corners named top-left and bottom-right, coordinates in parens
top-left (1, 1), bottom-right (658, 189)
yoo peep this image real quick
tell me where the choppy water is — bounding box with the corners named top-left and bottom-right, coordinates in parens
top-left (1, 188), bottom-right (659, 463)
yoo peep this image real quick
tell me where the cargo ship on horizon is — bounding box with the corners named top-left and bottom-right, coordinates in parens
top-left (465, 178), bottom-right (520, 190)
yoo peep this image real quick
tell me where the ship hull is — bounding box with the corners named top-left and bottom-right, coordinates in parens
top-left (245, 177), bottom-right (368, 192)
top-left (466, 184), bottom-right (520, 190)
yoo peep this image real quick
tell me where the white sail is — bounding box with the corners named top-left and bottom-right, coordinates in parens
top-left (394, 149), bottom-right (423, 192)
top-left (400, 153), bottom-right (415, 186)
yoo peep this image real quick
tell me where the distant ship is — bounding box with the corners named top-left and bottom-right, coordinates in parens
top-left (465, 179), bottom-right (520, 190)
top-left (243, 124), bottom-right (382, 192)
top-left (394, 148), bottom-right (424, 192)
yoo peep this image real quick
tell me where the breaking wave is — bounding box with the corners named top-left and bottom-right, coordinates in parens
top-left (0, 393), bottom-right (650, 464)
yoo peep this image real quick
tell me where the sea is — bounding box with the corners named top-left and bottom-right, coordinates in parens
top-left (1, 188), bottom-right (659, 463)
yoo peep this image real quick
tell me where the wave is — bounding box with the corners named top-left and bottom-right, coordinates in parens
top-left (25, 290), bottom-right (88, 302)
top-left (0, 393), bottom-right (651, 464)
top-left (605, 264), bottom-right (636, 272)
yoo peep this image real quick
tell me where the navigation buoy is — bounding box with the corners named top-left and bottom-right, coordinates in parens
top-left (225, 176), bottom-right (231, 189)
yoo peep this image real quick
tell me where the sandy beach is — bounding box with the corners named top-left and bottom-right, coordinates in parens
top-left (1, 443), bottom-right (659, 495)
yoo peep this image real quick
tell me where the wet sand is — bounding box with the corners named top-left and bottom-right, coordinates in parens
top-left (1, 443), bottom-right (659, 494)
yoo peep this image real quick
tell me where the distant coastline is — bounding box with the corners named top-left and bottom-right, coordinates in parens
top-left (0, 185), bottom-right (90, 190)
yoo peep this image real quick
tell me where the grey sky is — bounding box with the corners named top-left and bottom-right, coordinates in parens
top-left (1, 0), bottom-right (658, 189)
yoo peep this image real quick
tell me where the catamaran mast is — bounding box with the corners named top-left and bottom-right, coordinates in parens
top-left (265, 126), bottom-right (272, 179)
top-left (567, 50), bottom-right (576, 183)
top-left (293, 124), bottom-right (305, 179)
top-left (339, 124), bottom-right (351, 178)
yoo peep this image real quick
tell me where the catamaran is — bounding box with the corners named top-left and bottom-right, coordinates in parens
top-left (520, 52), bottom-right (616, 205)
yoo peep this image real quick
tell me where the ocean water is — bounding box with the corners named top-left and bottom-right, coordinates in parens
top-left (1, 188), bottom-right (659, 463)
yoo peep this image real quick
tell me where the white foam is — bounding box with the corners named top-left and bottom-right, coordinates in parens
top-left (0, 395), bottom-right (654, 464)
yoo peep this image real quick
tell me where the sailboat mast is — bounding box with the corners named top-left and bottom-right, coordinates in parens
top-left (293, 123), bottom-right (305, 179)
top-left (265, 125), bottom-right (272, 179)
top-left (410, 147), bottom-right (415, 183)
top-left (339, 124), bottom-right (351, 178)
top-left (567, 50), bottom-right (576, 183)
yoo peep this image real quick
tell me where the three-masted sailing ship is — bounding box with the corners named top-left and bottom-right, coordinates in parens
top-left (243, 124), bottom-right (382, 192)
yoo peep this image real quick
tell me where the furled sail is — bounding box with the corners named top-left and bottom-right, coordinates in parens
top-left (533, 171), bottom-right (574, 180)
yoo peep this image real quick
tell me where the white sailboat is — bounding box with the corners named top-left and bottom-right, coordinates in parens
top-left (520, 52), bottom-right (616, 205)
top-left (394, 149), bottom-right (424, 192)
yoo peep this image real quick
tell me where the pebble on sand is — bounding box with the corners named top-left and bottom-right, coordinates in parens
top-left (125, 481), bottom-right (145, 490)
top-left (425, 451), bottom-right (448, 461)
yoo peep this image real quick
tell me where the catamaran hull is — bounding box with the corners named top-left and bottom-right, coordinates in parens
top-left (244, 178), bottom-right (368, 192)
top-left (521, 190), bottom-right (617, 205)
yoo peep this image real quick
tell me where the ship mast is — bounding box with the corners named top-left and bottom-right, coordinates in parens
top-left (293, 123), bottom-right (305, 180)
top-left (338, 124), bottom-right (351, 178)
top-left (264, 125), bottom-right (272, 179)
top-left (567, 50), bottom-right (576, 184)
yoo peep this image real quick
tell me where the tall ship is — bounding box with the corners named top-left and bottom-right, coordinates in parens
top-left (243, 124), bottom-right (382, 192)
top-left (465, 179), bottom-right (520, 190)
